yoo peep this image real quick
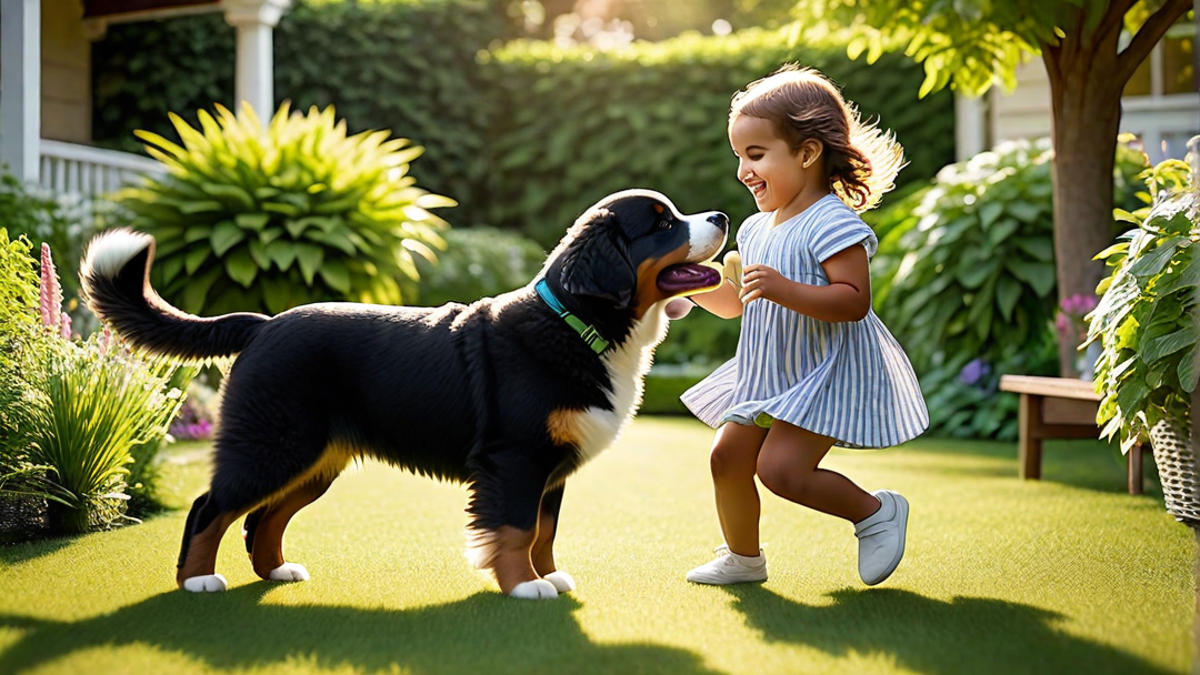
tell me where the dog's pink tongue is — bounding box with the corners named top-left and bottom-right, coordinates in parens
top-left (657, 263), bottom-right (721, 295)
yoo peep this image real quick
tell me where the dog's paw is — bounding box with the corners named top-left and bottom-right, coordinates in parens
top-left (268, 563), bottom-right (310, 582)
top-left (509, 579), bottom-right (559, 599)
top-left (182, 574), bottom-right (228, 593)
top-left (543, 571), bottom-right (576, 593)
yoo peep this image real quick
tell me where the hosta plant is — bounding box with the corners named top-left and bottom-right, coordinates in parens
top-left (866, 137), bottom-right (1147, 439)
top-left (116, 102), bottom-right (455, 315)
top-left (1087, 155), bottom-right (1198, 455)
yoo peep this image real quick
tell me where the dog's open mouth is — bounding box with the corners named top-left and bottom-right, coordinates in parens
top-left (656, 262), bottom-right (722, 297)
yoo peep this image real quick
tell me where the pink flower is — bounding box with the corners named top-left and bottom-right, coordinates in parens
top-left (39, 243), bottom-right (63, 333)
top-left (59, 312), bottom-right (72, 340)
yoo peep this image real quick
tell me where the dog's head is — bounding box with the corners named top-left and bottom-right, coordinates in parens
top-left (544, 189), bottom-right (728, 321)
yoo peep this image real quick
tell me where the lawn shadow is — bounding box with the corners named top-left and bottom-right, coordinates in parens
top-left (0, 583), bottom-right (721, 675)
top-left (721, 585), bottom-right (1173, 675)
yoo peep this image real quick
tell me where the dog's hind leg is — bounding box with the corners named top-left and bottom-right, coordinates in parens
top-left (248, 474), bottom-right (336, 582)
top-left (531, 484), bottom-right (575, 593)
top-left (176, 492), bottom-right (243, 592)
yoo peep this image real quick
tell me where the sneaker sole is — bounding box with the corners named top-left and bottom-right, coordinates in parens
top-left (686, 571), bottom-right (767, 585)
top-left (865, 492), bottom-right (908, 586)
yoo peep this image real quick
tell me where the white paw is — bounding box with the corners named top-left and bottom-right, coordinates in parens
top-left (182, 574), bottom-right (228, 593)
top-left (543, 571), bottom-right (576, 593)
top-left (509, 579), bottom-right (559, 599)
top-left (268, 563), bottom-right (310, 582)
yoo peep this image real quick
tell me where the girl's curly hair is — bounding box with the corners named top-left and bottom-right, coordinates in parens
top-left (730, 64), bottom-right (905, 212)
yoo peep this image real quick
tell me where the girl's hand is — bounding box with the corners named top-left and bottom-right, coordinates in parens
top-left (740, 264), bottom-right (788, 304)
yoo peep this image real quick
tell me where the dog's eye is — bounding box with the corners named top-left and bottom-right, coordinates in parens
top-left (656, 220), bottom-right (674, 231)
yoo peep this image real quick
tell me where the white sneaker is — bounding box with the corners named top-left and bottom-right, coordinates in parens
top-left (855, 490), bottom-right (909, 586)
top-left (686, 545), bottom-right (767, 585)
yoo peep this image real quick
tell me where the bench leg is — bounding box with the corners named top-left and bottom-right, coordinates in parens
top-left (1018, 393), bottom-right (1043, 480)
top-left (1127, 443), bottom-right (1144, 495)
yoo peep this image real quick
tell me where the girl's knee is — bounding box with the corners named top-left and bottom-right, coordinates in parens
top-left (756, 456), bottom-right (810, 499)
top-left (710, 441), bottom-right (756, 480)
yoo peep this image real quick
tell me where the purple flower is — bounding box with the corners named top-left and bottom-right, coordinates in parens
top-left (959, 358), bottom-right (991, 386)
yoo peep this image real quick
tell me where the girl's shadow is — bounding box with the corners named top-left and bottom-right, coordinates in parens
top-left (720, 585), bottom-right (1174, 675)
top-left (0, 583), bottom-right (720, 675)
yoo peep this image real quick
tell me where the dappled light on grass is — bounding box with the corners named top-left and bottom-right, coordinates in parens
top-left (0, 417), bottom-right (1190, 675)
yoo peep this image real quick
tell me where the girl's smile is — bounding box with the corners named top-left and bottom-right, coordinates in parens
top-left (728, 115), bottom-right (825, 225)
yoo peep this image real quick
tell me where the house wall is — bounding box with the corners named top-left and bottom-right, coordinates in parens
top-left (41, 0), bottom-right (90, 143)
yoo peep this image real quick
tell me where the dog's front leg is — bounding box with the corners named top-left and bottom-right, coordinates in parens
top-left (532, 484), bottom-right (575, 593)
top-left (465, 459), bottom-right (558, 599)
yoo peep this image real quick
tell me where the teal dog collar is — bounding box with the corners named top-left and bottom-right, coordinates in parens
top-left (535, 279), bottom-right (611, 355)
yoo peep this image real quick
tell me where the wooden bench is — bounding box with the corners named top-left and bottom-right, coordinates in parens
top-left (998, 374), bottom-right (1144, 495)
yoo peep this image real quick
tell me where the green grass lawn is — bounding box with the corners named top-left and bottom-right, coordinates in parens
top-left (0, 416), bottom-right (1193, 675)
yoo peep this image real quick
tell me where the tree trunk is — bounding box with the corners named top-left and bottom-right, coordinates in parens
top-left (1044, 41), bottom-right (1123, 377)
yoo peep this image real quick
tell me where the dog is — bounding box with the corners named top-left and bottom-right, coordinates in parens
top-left (80, 189), bottom-right (728, 599)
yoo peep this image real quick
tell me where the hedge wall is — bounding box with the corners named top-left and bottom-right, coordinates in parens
top-left (92, 2), bottom-right (955, 245)
top-left (481, 30), bottom-right (954, 244)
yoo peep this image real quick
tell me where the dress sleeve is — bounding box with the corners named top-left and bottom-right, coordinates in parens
top-left (810, 204), bottom-right (879, 262)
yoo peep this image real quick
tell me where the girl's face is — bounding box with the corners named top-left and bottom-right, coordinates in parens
top-left (729, 114), bottom-right (811, 221)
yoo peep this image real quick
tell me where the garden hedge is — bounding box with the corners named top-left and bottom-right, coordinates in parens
top-left (92, 1), bottom-right (955, 245)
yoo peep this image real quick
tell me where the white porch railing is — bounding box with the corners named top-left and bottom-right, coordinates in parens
top-left (38, 139), bottom-right (166, 199)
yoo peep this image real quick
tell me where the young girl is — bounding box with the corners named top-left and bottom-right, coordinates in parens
top-left (681, 65), bottom-right (928, 587)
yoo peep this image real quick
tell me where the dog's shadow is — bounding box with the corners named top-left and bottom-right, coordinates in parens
top-left (0, 584), bottom-right (720, 675)
top-left (721, 585), bottom-right (1174, 675)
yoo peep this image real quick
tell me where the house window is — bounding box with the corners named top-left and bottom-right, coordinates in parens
top-left (1119, 19), bottom-right (1198, 163)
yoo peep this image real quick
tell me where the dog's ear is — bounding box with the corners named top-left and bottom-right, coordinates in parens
top-left (559, 209), bottom-right (636, 307)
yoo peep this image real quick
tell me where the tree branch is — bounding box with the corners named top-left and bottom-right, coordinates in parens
top-left (1116, 0), bottom-right (1191, 84)
top-left (1095, 0), bottom-right (1138, 42)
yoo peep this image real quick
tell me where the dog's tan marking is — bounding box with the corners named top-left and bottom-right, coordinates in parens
top-left (531, 509), bottom-right (558, 576)
top-left (546, 408), bottom-right (581, 447)
top-left (177, 511), bottom-right (240, 588)
top-left (487, 526), bottom-right (541, 595)
top-left (250, 476), bottom-right (335, 579)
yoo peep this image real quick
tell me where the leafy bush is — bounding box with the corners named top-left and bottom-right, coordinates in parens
top-left (93, 0), bottom-right (504, 228)
top-left (1089, 156), bottom-right (1197, 453)
top-left (481, 29), bottom-right (954, 246)
top-left (413, 226), bottom-right (545, 306)
top-left (866, 138), bottom-right (1149, 439)
top-left (118, 103), bottom-right (454, 315)
top-left (0, 229), bottom-right (42, 491)
top-left (92, 13), bottom-right (955, 244)
top-left (2, 243), bottom-right (186, 533)
top-left (0, 172), bottom-right (96, 308)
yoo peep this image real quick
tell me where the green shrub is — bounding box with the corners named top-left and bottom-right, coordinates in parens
top-left (92, 15), bottom-right (955, 244)
top-left (1089, 156), bottom-right (1197, 453)
top-left (481, 28), bottom-right (954, 246)
top-left (0, 172), bottom-right (96, 308)
top-left (413, 226), bottom-right (545, 306)
top-left (0, 229), bottom-right (41, 490)
top-left (866, 138), bottom-right (1149, 440)
top-left (118, 103), bottom-right (454, 315)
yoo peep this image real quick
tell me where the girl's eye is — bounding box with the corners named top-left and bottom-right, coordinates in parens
top-left (748, 154), bottom-right (763, 161)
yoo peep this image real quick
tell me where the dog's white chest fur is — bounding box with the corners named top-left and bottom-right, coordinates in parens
top-left (570, 307), bottom-right (669, 464)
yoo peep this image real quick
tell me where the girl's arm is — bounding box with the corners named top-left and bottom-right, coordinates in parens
top-left (690, 278), bottom-right (744, 319)
top-left (740, 244), bottom-right (871, 322)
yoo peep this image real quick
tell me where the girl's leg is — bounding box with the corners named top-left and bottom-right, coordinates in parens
top-left (755, 420), bottom-right (880, 523)
top-left (687, 421), bottom-right (771, 585)
top-left (709, 421), bottom-right (770, 556)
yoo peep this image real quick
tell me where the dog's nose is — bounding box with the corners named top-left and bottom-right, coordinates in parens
top-left (708, 213), bottom-right (729, 230)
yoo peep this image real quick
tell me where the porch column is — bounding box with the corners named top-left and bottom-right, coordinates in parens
top-left (223, 0), bottom-right (290, 119)
top-left (1, 0), bottom-right (41, 183)
top-left (954, 93), bottom-right (989, 162)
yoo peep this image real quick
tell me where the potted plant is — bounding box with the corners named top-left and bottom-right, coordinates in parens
top-left (1086, 137), bottom-right (1199, 523)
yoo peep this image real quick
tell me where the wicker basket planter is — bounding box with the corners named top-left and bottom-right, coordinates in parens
top-left (1147, 418), bottom-right (1200, 526)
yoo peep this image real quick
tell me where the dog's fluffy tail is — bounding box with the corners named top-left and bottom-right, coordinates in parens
top-left (80, 228), bottom-right (269, 360)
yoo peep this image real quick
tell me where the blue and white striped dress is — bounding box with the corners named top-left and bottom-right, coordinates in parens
top-left (681, 194), bottom-right (928, 449)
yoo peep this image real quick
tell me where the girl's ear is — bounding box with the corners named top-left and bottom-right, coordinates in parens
top-left (800, 139), bottom-right (824, 169)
